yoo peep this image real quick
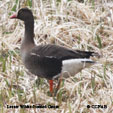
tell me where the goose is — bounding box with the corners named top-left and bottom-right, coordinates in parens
top-left (10, 8), bottom-right (100, 94)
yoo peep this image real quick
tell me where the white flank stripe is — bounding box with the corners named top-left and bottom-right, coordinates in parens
top-left (62, 59), bottom-right (95, 76)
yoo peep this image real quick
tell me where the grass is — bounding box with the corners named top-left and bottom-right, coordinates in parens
top-left (0, 0), bottom-right (113, 113)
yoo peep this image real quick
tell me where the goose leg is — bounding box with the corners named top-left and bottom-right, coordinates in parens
top-left (49, 80), bottom-right (53, 95)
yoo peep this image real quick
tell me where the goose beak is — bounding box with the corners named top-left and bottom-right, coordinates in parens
top-left (10, 14), bottom-right (17, 19)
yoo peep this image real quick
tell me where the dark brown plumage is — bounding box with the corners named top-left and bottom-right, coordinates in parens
top-left (10, 8), bottom-right (99, 94)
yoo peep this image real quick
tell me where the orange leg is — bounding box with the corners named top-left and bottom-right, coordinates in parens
top-left (49, 80), bottom-right (53, 94)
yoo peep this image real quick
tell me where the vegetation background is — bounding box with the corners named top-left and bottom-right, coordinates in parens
top-left (0, 0), bottom-right (113, 112)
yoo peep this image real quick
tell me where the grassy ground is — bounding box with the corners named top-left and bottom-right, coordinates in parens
top-left (0, 0), bottom-right (113, 113)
